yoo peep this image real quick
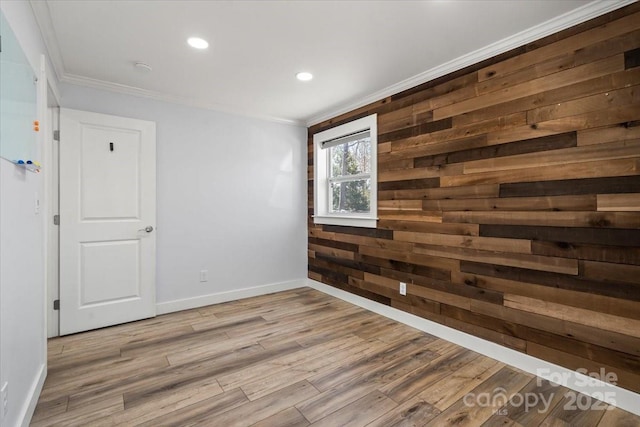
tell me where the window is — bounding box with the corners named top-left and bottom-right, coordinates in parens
top-left (313, 114), bottom-right (377, 228)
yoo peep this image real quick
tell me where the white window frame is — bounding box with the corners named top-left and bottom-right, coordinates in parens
top-left (313, 113), bottom-right (377, 228)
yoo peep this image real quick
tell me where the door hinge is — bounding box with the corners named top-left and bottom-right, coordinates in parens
top-left (53, 299), bottom-right (60, 310)
top-left (53, 214), bottom-right (59, 225)
top-left (53, 130), bottom-right (60, 141)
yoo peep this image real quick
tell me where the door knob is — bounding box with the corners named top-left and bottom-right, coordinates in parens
top-left (139, 226), bottom-right (154, 233)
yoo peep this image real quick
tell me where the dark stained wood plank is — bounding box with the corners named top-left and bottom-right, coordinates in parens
top-left (454, 270), bottom-right (640, 321)
top-left (446, 211), bottom-right (640, 229)
top-left (378, 177), bottom-right (440, 191)
top-left (308, 237), bottom-right (359, 253)
top-left (625, 47), bottom-right (640, 69)
top-left (322, 225), bottom-right (393, 239)
top-left (480, 224), bottom-right (640, 247)
top-left (580, 259), bottom-right (640, 285)
top-left (441, 158), bottom-right (640, 188)
top-left (423, 195), bottom-right (596, 212)
top-left (532, 240), bottom-right (640, 265)
top-left (378, 118), bottom-right (453, 143)
top-left (463, 139), bottom-right (640, 174)
top-left (414, 132), bottom-right (577, 167)
top-left (460, 261), bottom-right (640, 301)
top-left (377, 220), bottom-right (479, 236)
top-left (499, 175), bottom-right (640, 198)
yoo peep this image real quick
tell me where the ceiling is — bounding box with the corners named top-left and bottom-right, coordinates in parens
top-left (30, 0), bottom-right (624, 125)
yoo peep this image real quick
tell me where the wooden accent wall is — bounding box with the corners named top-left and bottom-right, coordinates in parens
top-left (307, 4), bottom-right (640, 393)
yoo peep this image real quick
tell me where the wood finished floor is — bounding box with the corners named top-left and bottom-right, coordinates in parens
top-left (33, 288), bottom-right (639, 427)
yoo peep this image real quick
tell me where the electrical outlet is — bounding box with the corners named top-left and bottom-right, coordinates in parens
top-left (1, 382), bottom-right (8, 418)
top-left (399, 282), bottom-right (407, 296)
top-left (199, 270), bottom-right (208, 282)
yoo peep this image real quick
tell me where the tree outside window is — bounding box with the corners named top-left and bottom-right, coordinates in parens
top-left (329, 136), bottom-right (371, 214)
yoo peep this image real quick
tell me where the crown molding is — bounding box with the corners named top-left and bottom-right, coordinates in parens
top-left (59, 73), bottom-right (304, 126)
top-left (305, 0), bottom-right (637, 127)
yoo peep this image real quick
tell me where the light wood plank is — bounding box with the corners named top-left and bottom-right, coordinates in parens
top-left (597, 193), bottom-right (640, 211)
top-left (504, 294), bottom-right (640, 338)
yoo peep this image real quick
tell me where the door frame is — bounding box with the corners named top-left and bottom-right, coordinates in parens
top-left (44, 57), bottom-right (61, 338)
top-left (45, 104), bottom-right (59, 338)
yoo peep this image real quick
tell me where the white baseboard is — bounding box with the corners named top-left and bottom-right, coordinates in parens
top-left (156, 279), bottom-right (307, 315)
top-left (19, 362), bottom-right (46, 427)
top-left (307, 279), bottom-right (640, 416)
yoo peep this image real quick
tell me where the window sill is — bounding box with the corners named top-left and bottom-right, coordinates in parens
top-left (313, 215), bottom-right (378, 228)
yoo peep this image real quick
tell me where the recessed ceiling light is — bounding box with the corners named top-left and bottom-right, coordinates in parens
top-left (187, 37), bottom-right (209, 49)
top-left (296, 72), bottom-right (313, 81)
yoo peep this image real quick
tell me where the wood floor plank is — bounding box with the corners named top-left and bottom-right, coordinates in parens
top-left (297, 379), bottom-right (381, 423)
top-left (307, 335), bottom-right (435, 392)
top-left (196, 380), bottom-right (319, 427)
top-left (30, 396), bottom-right (68, 424)
top-left (310, 390), bottom-right (398, 427)
top-left (481, 378), bottom-right (567, 426)
top-left (108, 376), bottom-right (223, 425)
top-left (419, 355), bottom-right (504, 411)
top-left (33, 288), bottom-right (640, 427)
top-left (136, 387), bottom-right (248, 427)
top-left (218, 334), bottom-right (364, 392)
top-left (250, 407), bottom-right (310, 427)
top-left (379, 347), bottom-right (479, 403)
top-left (30, 395), bottom-right (123, 427)
top-left (423, 366), bottom-right (532, 426)
top-left (539, 392), bottom-right (607, 426)
top-left (597, 407), bottom-right (640, 426)
top-left (39, 355), bottom-right (170, 403)
top-left (297, 337), bottom-right (443, 423)
top-left (65, 343), bottom-right (266, 409)
top-left (257, 306), bottom-right (367, 348)
top-left (241, 340), bottom-right (377, 402)
top-left (366, 395), bottom-right (441, 427)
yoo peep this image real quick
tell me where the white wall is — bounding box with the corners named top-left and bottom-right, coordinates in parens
top-left (0, 2), bottom-right (52, 426)
top-left (59, 83), bottom-right (308, 306)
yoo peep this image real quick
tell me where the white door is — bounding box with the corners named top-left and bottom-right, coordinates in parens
top-left (59, 108), bottom-right (156, 335)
